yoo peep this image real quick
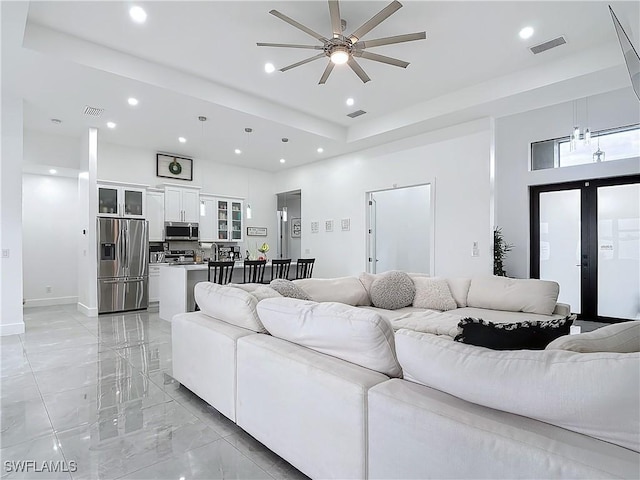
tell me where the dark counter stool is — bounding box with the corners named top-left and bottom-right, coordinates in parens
top-left (195, 260), bottom-right (235, 311)
top-left (270, 259), bottom-right (292, 282)
top-left (295, 258), bottom-right (315, 279)
top-left (243, 259), bottom-right (267, 283)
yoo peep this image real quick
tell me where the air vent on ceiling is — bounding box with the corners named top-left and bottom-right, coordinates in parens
top-left (530, 36), bottom-right (567, 55)
top-left (347, 110), bottom-right (367, 118)
top-left (83, 105), bottom-right (104, 117)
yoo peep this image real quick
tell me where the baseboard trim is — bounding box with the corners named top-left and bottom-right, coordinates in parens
top-left (77, 302), bottom-right (98, 318)
top-left (24, 296), bottom-right (78, 308)
top-left (0, 322), bottom-right (26, 336)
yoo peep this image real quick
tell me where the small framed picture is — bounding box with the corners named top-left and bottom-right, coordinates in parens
top-left (291, 218), bottom-right (301, 238)
top-left (310, 221), bottom-right (319, 234)
top-left (341, 218), bottom-right (351, 231)
top-left (325, 220), bottom-right (333, 232)
top-left (157, 153), bottom-right (193, 181)
top-left (247, 226), bottom-right (267, 236)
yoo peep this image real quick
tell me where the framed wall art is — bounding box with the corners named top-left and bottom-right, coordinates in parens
top-left (157, 153), bottom-right (193, 181)
top-left (291, 218), bottom-right (301, 238)
top-left (247, 226), bottom-right (268, 236)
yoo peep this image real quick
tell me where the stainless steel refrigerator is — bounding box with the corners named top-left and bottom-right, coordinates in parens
top-left (97, 218), bottom-right (149, 314)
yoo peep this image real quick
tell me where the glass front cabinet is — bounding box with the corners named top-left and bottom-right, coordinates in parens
top-left (98, 183), bottom-right (146, 219)
top-left (216, 199), bottom-right (243, 242)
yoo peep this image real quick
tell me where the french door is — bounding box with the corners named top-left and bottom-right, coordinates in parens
top-left (530, 175), bottom-right (640, 322)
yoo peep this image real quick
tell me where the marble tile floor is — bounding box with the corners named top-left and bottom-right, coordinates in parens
top-left (1, 305), bottom-right (309, 480)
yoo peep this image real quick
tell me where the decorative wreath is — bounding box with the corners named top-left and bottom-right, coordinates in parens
top-left (169, 160), bottom-right (182, 175)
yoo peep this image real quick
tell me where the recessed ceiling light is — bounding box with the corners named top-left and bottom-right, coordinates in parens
top-left (129, 6), bottom-right (147, 24)
top-left (317, 147), bottom-right (324, 153)
top-left (519, 26), bottom-right (534, 39)
top-left (49, 169), bottom-right (57, 174)
top-left (106, 122), bottom-right (116, 129)
top-left (178, 137), bottom-right (186, 143)
top-left (264, 63), bottom-right (275, 73)
top-left (127, 97), bottom-right (139, 106)
top-left (235, 149), bottom-right (242, 154)
top-left (346, 97), bottom-right (355, 106)
top-left (280, 158), bottom-right (286, 164)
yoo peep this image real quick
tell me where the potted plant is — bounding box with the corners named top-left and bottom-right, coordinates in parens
top-left (493, 227), bottom-right (514, 277)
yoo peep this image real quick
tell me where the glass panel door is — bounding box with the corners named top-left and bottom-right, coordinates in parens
top-left (124, 189), bottom-right (143, 217)
top-left (231, 201), bottom-right (242, 241)
top-left (217, 200), bottom-right (229, 241)
top-left (98, 187), bottom-right (119, 215)
top-left (597, 183), bottom-right (640, 320)
top-left (538, 190), bottom-right (582, 314)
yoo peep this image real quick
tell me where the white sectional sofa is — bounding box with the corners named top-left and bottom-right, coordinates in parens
top-left (172, 275), bottom-right (640, 479)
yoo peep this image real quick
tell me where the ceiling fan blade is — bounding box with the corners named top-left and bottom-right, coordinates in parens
top-left (328, 0), bottom-right (342, 38)
top-left (357, 32), bottom-right (426, 49)
top-left (280, 53), bottom-right (326, 72)
top-left (347, 57), bottom-right (371, 83)
top-left (318, 61), bottom-right (335, 84)
top-left (269, 10), bottom-right (328, 42)
top-left (348, 0), bottom-right (402, 42)
top-left (257, 42), bottom-right (324, 50)
top-left (353, 50), bottom-right (409, 68)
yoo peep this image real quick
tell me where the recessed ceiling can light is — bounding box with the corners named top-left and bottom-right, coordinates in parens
top-left (49, 169), bottom-right (57, 174)
top-left (280, 158), bottom-right (286, 164)
top-left (317, 147), bottom-right (324, 153)
top-left (178, 137), bottom-right (186, 143)
top-left (106, 122), bottom-right (116, 129)
top-left (51, 118), bottom-right (62, 124)
top-left (346, 97), bottom-right (355, 106)
top-left (235, 149), bottom-right (242, 154)
top-left (129, 6), bottom-right (147, 23)
top-left (264, 63), bottom-right (275, 73)
top-left (127, 97), bottom-right (139, 106)
top-left (519, 26), bottom-right (534, 39)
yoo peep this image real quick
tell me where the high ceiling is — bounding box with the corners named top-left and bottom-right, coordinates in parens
top-left (4, 1), bottom-right (639, 172)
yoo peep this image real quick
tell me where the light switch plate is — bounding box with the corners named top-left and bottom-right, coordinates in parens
top-left (2, 249), bottom-right (9, 258)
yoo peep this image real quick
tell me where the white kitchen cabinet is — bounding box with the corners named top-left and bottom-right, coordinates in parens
top-left (216, 198), bottom-right (244, 242)
top-left (146, 190), bottom-right (165, 242)
top-left (149, 264), bottom-right (162, 304)
top-left (164, 185), bottom-right (200, 223)
top-left (98, 182), bottom-right (146, 219)
top-left (199, 195), bottom-right (216, 242)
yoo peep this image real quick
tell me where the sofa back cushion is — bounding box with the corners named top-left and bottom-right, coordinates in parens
top-left (395, 328), bottom-right (640, 452)
top-left (257, 297), bottom-right (402, 377)
top-left (293, 277), bottom-right (370, 306)
top-left (467, 276), bottom-right (559, 315)
top-left (446, 278), bottom-right (471, 307)
top-left (412, 277), bottom-right (457, 311)
top-left (547, 320), bottom-right (640, 353)
top-left (194, 282), bottom-right (267, 333)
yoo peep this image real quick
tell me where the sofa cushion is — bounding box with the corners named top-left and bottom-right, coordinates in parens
top-left (269, 279), bottom-right (311, 300)
top-left (256, 297), bottom-right (402, 377)
top-left (446, 278), bottom-right (471, 307)
top-left (228, 283), bottom-right (282, 301)
top-left (547, 321), bottom-right (640, 353)
top-left (395, 329), bottom-right (640, 452)
top-left (370, 271), bottom-right (416, 310)
top-left (293, 277), bottom-right (370, 306)
top-left (412, 277), bottom-right (457, 311)
top-left (194, 282), bottom-right (266, 333)
top-left (467, 276), bottom-right (559, 315)
top-left (359, 271), bottom-right (428, 302)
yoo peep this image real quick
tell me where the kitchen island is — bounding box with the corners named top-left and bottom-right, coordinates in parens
top-left (158, 261), bottom-right (294, 321)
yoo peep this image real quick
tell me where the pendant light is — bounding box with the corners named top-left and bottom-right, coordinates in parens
top-left (245, 128), bottom-right (253, 219)
top-left (282, 190), bottom-right (288, 222)
top-left (569, 98), bottom-right (591, 151)
top-left (593, 133), bottom-right (605, 163)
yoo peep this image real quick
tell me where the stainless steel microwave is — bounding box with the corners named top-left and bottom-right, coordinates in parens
top-left (164, 222), bottom-right (199, 240)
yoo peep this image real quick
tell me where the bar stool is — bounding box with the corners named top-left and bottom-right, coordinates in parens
top-left (270, 259), bottom-right (292, 282)
top-left (243, 259), bottom-right (267, 283)
top-left (295, 258), bottom-right (315, 279)
top-left (208, 260), bottom-right (235, 285)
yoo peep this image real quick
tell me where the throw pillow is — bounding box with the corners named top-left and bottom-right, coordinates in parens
top-left (412, 277), bottom-right (457, 311)
top-left (546, 320), bottom-right (640, 353)
top-left (269, 279), bottom-right (311, 300)
top-left (454, 315), bottom-right (574, 350)
top-left (369, 271), bottom-right (416, 310)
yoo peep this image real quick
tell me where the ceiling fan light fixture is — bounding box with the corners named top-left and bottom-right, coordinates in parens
top-left (330, 47), bottom-right (349, 65)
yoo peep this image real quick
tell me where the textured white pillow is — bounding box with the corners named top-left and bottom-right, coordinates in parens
top-left (467, 276), bottom-right (559, 315)
top-left (269, 279), bottom-right (311, 300)
top-left (547, 321), bottom-right (640, 353)
top-left (293, 277), bottom-right (370, 306)
top-left (194, 282), bottom-right (266, 333)
top-left (412, 277), bottom-right (457, 311)
top-left (370, 271), bottom-right (416, 310)
top-left (396, 328), bottom-right (640, 452)
top-left (228, 283), bottom-right (282, 302)
top-left (257, 297), bottom-right (402, 377)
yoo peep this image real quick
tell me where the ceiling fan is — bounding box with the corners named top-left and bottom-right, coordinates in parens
top-left (257, 0), bottom-right (426, 84)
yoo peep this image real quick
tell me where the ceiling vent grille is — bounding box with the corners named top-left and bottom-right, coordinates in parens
top-left (347, 110), bottom-right (367, 118)
top-left (83, 105), bottom-right (104, 117)
top-left (530, 36), bottom-right (567, 55)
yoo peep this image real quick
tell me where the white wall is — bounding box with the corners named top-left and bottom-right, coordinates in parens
top-left (24, 130), bottom-right (81, 169)
top-left (22, 174), bottom-right (79, 306)
top-left (276, 119), bottom-right (493, 278)
top-left (97, 141), bottom-right (279, 256)
top-left (496, 87), bottom-right (640, 278)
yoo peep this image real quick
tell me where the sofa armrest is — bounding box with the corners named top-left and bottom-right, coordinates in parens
top-left (553, 303), bottom-right (571, 316)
